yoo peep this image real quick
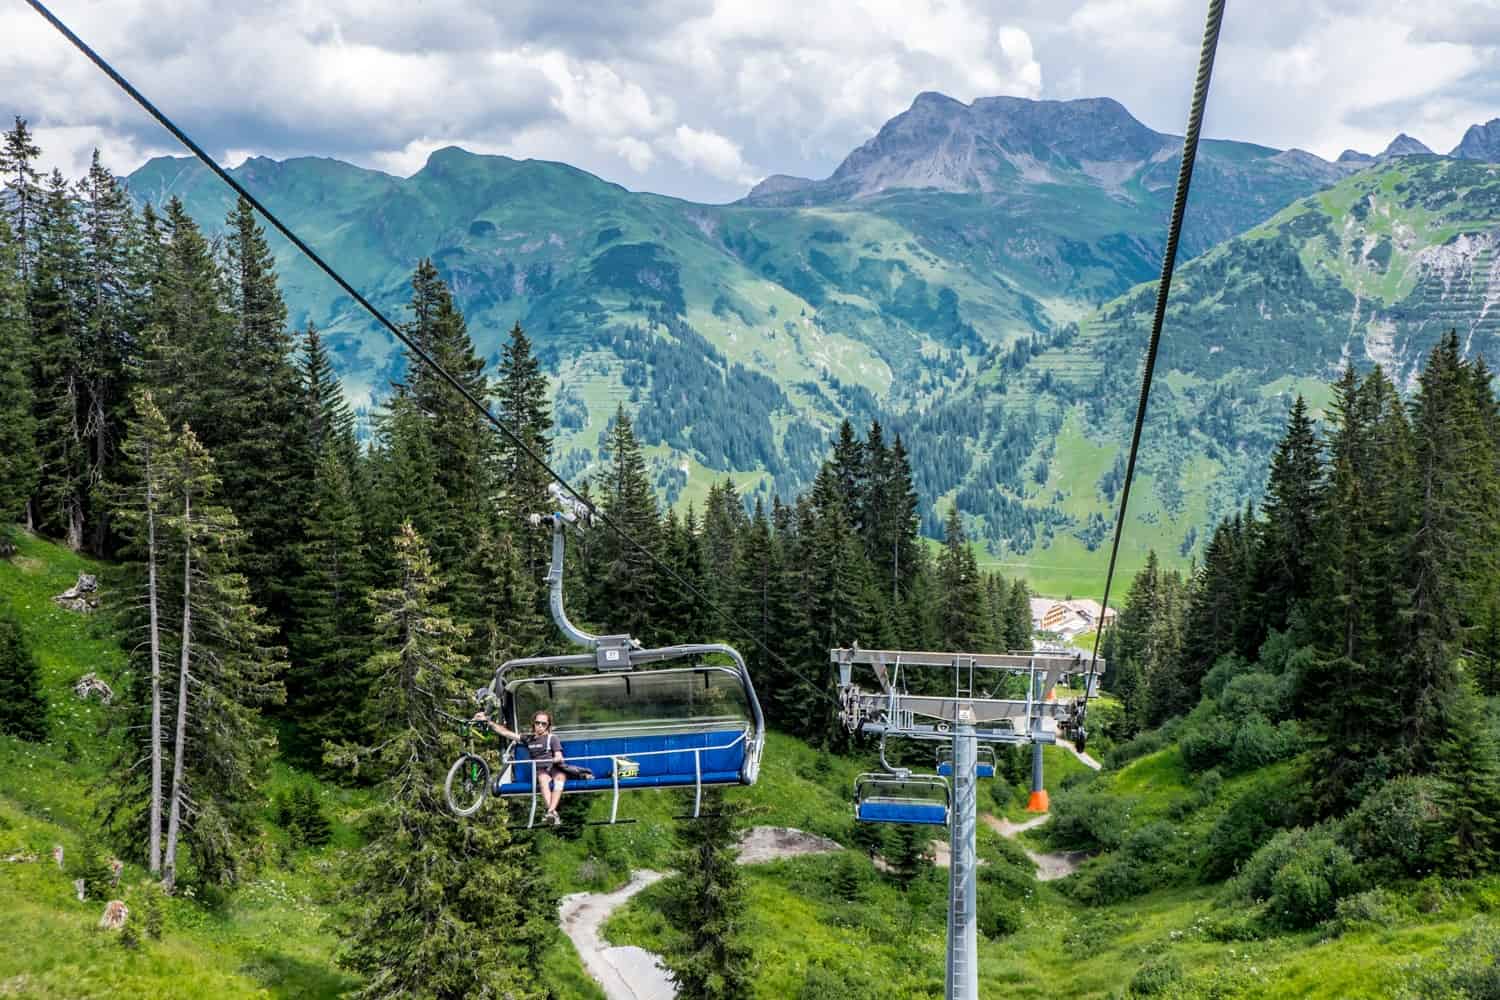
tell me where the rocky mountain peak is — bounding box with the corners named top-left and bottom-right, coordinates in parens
top-left (1452, 119), bottom-right (1500, 162)
top-left (1380, 133), bottom-right (1433, 159)
top-left (820, 92), bottom-right (1172, 199)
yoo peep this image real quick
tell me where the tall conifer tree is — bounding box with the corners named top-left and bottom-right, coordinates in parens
top-left (596, 406), bottom-right (661, 640)
top-left (0, 117), bottom-right (42, 289)
top-left (29, 169), bottom-right (90, 549)
top-left (0, 216), bottom-right (37, 552)
top-left (331, 524), bottom-right (542, 1000)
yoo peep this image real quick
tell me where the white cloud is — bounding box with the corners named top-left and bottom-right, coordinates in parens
top-left (605, 136), bottom-right (657, 172)
top-left (667, 124), bottom-right (754, 184)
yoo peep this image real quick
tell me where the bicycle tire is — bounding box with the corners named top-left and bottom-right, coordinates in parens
top-left (445, 753), bottom-right (491, 817)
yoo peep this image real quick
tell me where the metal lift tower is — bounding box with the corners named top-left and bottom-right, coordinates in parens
top-left (832, 648), bottom-right (1103, 1000)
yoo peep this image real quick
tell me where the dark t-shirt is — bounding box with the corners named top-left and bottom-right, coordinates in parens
top-left (524, 731), bottom-right (563, 769)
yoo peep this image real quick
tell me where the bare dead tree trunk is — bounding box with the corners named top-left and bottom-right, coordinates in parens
top-left (163, 485), bottom-right (192, 891)
top-left (145, 441), bottom-right (163, 875)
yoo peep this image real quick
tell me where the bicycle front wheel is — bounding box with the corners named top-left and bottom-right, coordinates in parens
top-left (445, 753), bottom-right (491, 817)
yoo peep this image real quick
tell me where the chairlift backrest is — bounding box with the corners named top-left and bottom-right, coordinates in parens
top-left (854, 771), bottom-right (951, 825)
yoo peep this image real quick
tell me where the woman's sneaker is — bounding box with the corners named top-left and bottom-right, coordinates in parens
top-left (546, 810), bottom-right (561, 826)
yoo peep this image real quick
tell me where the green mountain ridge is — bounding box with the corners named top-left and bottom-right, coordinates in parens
top-left (122, 96), bottom-right (1500, 591)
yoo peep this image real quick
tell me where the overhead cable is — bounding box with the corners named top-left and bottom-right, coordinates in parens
top-left (1081, 0), bottom-right (1228, 723)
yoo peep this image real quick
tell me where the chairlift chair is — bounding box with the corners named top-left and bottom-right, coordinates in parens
top-left (477, 503), bottom-right (765, 827)
top-left (854, 772), bottom-right (951, 826)
top-left (936, 743), bottom-right (996, 779)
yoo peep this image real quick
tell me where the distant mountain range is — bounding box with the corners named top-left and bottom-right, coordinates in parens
top-left (124, 94), bottom-right (1500, 589)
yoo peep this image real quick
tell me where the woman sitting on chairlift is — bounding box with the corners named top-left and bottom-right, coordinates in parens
top-left (474, 709), bottom-right (567, 825)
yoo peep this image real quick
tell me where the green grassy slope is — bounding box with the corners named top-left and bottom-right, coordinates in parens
top-left (0, 533), bottom-right (599, 999)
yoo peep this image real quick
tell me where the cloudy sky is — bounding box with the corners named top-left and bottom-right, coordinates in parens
top-left (3, 0), bottom-right (1498, 204)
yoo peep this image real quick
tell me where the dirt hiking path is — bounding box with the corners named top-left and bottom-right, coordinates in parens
top-left (982, 812), bottom-right (1090, 881)
top-left (559, 827), bottom-right (841, 1000)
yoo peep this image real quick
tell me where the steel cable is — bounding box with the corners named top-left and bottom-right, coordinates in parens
top-left (1080, 0), bottom-right (1228, 728)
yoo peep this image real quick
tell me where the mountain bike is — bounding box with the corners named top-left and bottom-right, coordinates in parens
top-left (445, 718), bottom-right (492, 817)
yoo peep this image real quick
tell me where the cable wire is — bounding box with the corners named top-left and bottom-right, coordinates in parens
top-left (1080, 0), bottom-right (1228, 726)
top-left (25, 0), bottom-right (841, 707)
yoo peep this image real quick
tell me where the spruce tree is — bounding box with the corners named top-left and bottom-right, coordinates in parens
top-left (0, 117), bottom-right (42, 288)
top-left (159, 424), bottom-right (285, 890)
top-left (1307, 366), bottom-right (1414, 807)
top-left (937, 505), bottom-right (984, 649)
top-left (1433, 679), bottom-right (1500, 876)
top-left (332, 523), bottom-right (542, 1000)
top-left (657, 507), bottom-right (707, 644)
top-left (286, 442), bottom-right (372, 767)
top-left (886, 434), bottom-right (922, 602)
top-left (886, 822), bottom-right (930, 890)
top-left (0, 612), bottom-right (46, 740)
top-left (0, 216), bottom-right (37, 553)
top-left (494, 321), bottom-right (553, 546)
top-left (76, 150), bottom-right (139, 555)
top-left (861, 420), bottom-right (891, 581)
top-left (1164, 516), bottom-right (1247, 721)
top-left (1249, 395), bottom-right (1323, 648)
top-left (732, 500), bottom-right (777, 699)
top-left (1402, 333), bottom-right (1482, 766)
top-left (29, 169), bottom-right (90, 549)
top-left (141, 198), bottom-right (232, 435)
top-left (596, 406), bottom-right (661, 640)
top-left (659, 788), bottom-right (753, 1000)
top-left (827, 419), bottom-right (865, 530)
top-left (107, 391), bottom-right (175, 871)
top-left (219, 197), bottom-right (303, 631)
top-left (297, 323), bottom-right (357, 463)
top-left (1005, 578), bottom-right (1032, 652)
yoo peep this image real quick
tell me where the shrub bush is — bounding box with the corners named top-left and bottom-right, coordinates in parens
top-left (1128, 956), bottom-right (1183, 996)
top-left (1068, 822), bottom-right (1190, 905)
top-left (1047, 787), bottom-right (1130, 851)
top-left (1201, 777), bottom-right (1298, 881)
top-left (1179, 709), bottom-right (1233, 773)
top-left (1336, 776), bottom-right (1443, 880)
top-left (1237, 826), bottom-right (1361, 929)
top-left (1330, 888), bottom-right (1405, 936)
top-left (0, 613), bottom-right (47, 741)
top-left (977, 893), bottom-right (1024, 939)
top-left (1201, 653), bottom-right (1252, 702)
top-left (1218, 671), bottom-right (1289, 721)
top-left (1226, 716), bottom-right (1300, 773)
top-left (796, 959), bottom-right (885, 1000)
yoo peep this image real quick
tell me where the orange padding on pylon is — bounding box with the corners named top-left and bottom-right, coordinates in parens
top-left (1026, 789), bottom-right (1050, 813)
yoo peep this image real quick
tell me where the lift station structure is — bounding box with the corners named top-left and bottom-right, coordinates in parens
top-left (832, 647), bottom-right (1103, 1000)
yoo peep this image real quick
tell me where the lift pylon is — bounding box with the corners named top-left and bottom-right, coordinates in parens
top-left (832, 646), bottom-right (1104, 1000)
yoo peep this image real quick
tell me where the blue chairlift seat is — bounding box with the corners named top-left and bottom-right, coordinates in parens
top-left (497, 726), bottom-right (752, 794)
top-left (936, 744), bottom-right (997, 779)
top-left (853, 772), bottom-right (950, 826)
top-left (856, 798), bottom-right (949, 825)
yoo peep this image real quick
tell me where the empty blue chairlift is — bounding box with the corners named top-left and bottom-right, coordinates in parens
top-left (854, 772), bottom-right (951, 826)
top-left (936, 744), bottom-right (997, 779)
top-left (492, 646), bottom-right (765, 826)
